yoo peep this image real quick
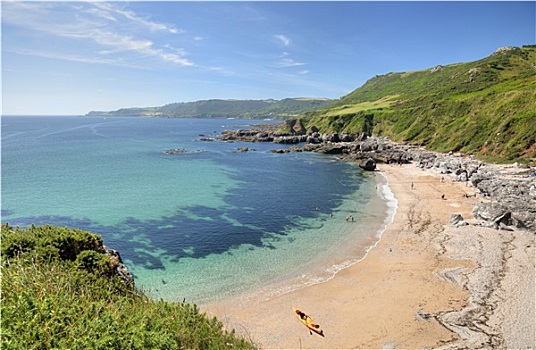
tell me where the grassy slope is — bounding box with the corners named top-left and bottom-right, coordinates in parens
top-left (88, 98), bottom-right (335, 119)
top-left (1, 225), bottom-right (255, 350)
top-left (304, 46), bottom-right (536, 163)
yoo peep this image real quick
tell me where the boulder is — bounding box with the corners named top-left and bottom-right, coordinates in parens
top-left (473, 203), bottom-right (512, 227)
top-left (340, 133), bottom-right (354, 142)
top-left (306, 135), bottom-right (322, 144)
top-left (308, 125), bottom-right (320, 133)
top-left (469, 174), bottom-right (536, 229)
top-left (359, 158), bottom-right (376, 171)
top-left (450, 213), bottom-right (469, 227)
top-left (324, 133), bottom-right (340, 143)
top-left (456, 170), bottom-right (468, 182)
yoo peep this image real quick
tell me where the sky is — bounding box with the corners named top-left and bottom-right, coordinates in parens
top-left (2, 1), bottom-right (535, 115)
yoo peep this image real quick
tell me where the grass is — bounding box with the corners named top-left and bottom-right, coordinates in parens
top-left (323, 95), bottom-right (399, 117)
top-left (301, 45), bottom-right (536, 163)
top-left (1, 224), bottom-right (256, 350)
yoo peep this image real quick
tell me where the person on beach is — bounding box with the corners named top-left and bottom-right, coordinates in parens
top-left (411, 182), bottom-right (414, 190)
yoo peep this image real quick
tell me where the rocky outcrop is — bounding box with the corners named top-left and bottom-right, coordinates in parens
top-left (273, 135), bottom-right (308, 144)
top-left (282, 118), bottom-right (307, 134)
top-left (104, 246), bottom-right (135, 289)
top-left (359, 158), bottom-right (376, 171)
top-left (215, 125), bottom-right (536, 230)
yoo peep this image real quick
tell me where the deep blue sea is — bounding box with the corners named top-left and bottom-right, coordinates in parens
top-left (1, 116), bottom-right (395, 304)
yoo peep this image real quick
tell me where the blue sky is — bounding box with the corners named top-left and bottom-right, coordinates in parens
top-left (2, 1), bottom-right (535, 115)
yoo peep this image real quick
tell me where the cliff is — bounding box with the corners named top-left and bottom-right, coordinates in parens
top-left (302, 45), bottom-right (536, 163)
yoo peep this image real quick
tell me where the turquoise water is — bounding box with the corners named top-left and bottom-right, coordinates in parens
top-left (1, 116), bottom-right (395, 304)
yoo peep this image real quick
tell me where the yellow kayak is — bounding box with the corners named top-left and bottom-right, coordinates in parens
top-left (293, 307), bottom-right (325, 337)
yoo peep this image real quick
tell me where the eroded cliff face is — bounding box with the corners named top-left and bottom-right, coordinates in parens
top-left (104, 245), bottom-right (136, 289)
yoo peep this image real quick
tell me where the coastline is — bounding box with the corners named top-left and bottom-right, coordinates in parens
top-left (203, 162), bottom-right (535, 349)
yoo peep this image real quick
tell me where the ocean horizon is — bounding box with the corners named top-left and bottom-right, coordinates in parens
top-left (1, 116), bottom-right (395, 304)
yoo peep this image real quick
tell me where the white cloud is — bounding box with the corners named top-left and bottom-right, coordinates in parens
top-left (2, 1), bottom-right (192, 67)
top-left (274, 34), bottom-right (291, 47)
top-left (4, 47), bottom-right (145, 68)
top-left (275, 57), bottom-right (305, 68)
top-left (273, 52), bottom-right (305, 68)
top-left (90, 2), bottom-right (182, 34)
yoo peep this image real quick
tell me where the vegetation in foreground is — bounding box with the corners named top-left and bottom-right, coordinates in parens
top-left (302, 45), bottom-right (536, 163)
top-left (1, 224), bottom-right (255, 350)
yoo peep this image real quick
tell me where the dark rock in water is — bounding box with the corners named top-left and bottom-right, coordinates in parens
top-left (359, 158), bottom-right (376, 171)
top-left (316, 144), bottom-right (346, 154)
top-left (164, 148), bottom-right (204, 155)
top-left (450, 213), bottom-right (469, 227)
top-left (270, 149), bottom-right (290, 154)
top-left (303, 143), bottom-right (323, 152)
top-left (104, 246), bottom-right (135, 289)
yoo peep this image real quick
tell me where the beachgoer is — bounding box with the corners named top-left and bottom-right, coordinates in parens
top-left (441, 194), bottom-right (445, 200)
top-left (411, 182), bottom-right (414, 190)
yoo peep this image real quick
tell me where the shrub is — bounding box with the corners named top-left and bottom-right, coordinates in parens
top-left (1, 225), bottom-right (256, 349)
top-left (75, 250), bottom-right (116, 277)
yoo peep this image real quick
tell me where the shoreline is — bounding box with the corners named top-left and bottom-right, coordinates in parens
top-left (203, 162), bottom-right (535, 349)
top-left (197, 170), bottom-right (396, 308)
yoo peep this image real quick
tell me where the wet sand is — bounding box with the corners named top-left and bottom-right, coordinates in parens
top-left (204, 163), bottom-right (535, 349)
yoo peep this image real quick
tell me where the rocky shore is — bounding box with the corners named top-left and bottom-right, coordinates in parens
top-left (214, 128), bottom-right (536, 231)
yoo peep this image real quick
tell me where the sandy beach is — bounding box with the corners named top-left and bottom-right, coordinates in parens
top-left (204, 163), bottom-right (535, 349)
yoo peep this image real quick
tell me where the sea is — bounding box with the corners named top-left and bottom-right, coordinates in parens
top-left (1, 116), bottom-right (396, 304)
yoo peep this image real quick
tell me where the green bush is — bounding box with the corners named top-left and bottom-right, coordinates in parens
top-left (1, 225), bottom-right (256, 349)
top-left (1, 224), bottom-right (103, 261)
top-left (75, 250), bottom-right (116, 277)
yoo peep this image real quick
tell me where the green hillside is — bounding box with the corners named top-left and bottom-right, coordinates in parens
top-left (1, 224), bottom-right (255, 350)
top-left (303, 45), bottom-right (536, 163)
top-left (87, 98), bottom-right (334, 119)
